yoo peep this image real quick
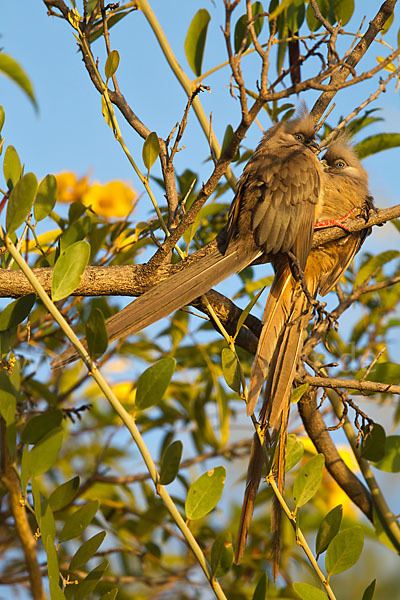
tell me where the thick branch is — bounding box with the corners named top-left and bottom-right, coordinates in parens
top-left (298, 390), bottom-right (373, 521)
top-left (299, 374), bottom-right (400, 396)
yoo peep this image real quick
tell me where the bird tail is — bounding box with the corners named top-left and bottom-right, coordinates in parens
top-left (52, 241), bottom-right (260, 369)
top-left (235, 265), bottom-right (318, 566)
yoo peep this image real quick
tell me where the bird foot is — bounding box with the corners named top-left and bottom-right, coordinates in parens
top-left (314, 206), bottom-right (363, 232)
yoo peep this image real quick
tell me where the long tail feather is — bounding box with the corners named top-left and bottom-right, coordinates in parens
top-left (52, 242), bottom-right (260, 369)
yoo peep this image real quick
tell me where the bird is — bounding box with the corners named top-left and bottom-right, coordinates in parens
top-left (52, 110), bottom-right (324, 369)
top-left (234, 137), bottom-right (374, 573)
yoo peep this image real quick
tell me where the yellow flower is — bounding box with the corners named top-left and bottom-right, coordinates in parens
top-left (56, 172), bottom-right (90, 203)
top-left (82, 180), bottom-right (136, 218)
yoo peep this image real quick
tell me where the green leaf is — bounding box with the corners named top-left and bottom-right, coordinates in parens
top-left (60, 216), bottom-right (91, 251)
top-left (59, 500), bottom-right (99, 542)
top-left (362, 579), bottom-right (376, 600)
top-left (135, 357), bottom-right (176, 410)
top-left (49, 476), bottom-right (80, 512)
top-left (290, 383), bottom-right (309, 403)
top-left (354, 250), bottom-right (400, 286)
top-left (381, 12), bottom-right (394, 34)
top-left (73, 560), bottom-right (108, 600)
top-left (86, 307), bottom-right (108, 360)
top-left (0, 53), bottom-right (37, 109)
top-left (316, 505), bottom-right (343, 555)
top-left (185, 466), bottom-right (226, 520)
top-left (372, 435), bottom-right (400, 472)
top-left (160, 440), bottom-right (183, 485)
top-left (3, 145), bottom-right (21, 190)
top-left (69, 531), bottom-right (106, 571)
top-left (331, 0), bottom-right (354, 26)
top-left (0, 370), bottom-right (16, 416)
top-left (6, 172), bottom-right (38, 233)
top-left (34, 174), bottom-right (57, 221)
top-left (101, 94), bottom-right (117, 132)
top-left (252, 573), bottom-right (268, 600)
top-left (355, 133), bottom-right (400, 159)
top-left (105, 49), bottom-right (120, 79)
top-left (221, 124), bottom-right (239, 161)
top-left (325, 526), bottom-right (364, 576)
top-left (287, 0), bottom-right (305, 31)
top-left (356, 362), bottom-right (400, 386)
top-left (184, 9), bottom-right (211, 75)
top-left (52, 240), bottom-right (90, 301)
top-left (376, 56), bottom-right (396, 72)
top-left (0, 106), bottom-right (5, 133)
top-left (21, 409), bottom-right (63, 444)
top-left (285, 434), bottom-right (304, 472)
top-left (44, 534), bottom-right (66, 600)
top-left (221, 348), bottom-right (241, 393)
top-left (306, 0), bottom-right (335, 32)
top-left (234, 2), bottom-right (264, 54)
top-left (293, 582), bottom-right (328, 599)
top-left (211, 531), bottom-right (233, 578)
top-left (90, 11), bottom-right (131, 43)
top-left (293, 453), bottom-right (325, 508)
top-left (142, 131), bottom-right (160, 173)
top-left (234, 286), bottom-right (265, 338)
top-left (361, 423), bottom-right (386, 462)
top-left (0, 294), bottom-right (35, 331)
top-left (29, 427), bottom-right (64, 478)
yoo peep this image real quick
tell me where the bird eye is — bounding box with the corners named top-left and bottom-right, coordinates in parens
top-left (294, 133), bottom-right (304, 142)
top-left (335, 160), bottom-right (346, 168)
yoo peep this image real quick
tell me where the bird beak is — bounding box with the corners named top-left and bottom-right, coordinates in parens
top-left (307, 139), bottom-right (320, 154)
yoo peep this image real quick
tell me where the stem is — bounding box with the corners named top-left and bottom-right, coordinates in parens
top-left (2, 232), bottom-right (227, 600)
top-left (135, 0), bottom-right (236, 189)
top-left (267, 475), bottom-right (337, 600)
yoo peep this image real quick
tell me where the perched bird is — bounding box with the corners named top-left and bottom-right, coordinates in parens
top-left (52, 111), bottom-right (323, 368)
top-left (235, 138), bottom-right (374, 572)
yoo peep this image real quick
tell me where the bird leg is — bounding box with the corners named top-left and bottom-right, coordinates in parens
top-left (314, 206), bottom-right (364, 231)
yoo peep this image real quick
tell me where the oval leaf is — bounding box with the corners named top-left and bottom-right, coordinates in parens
top-left (105, 49), bottom-right (120, 79)
top-left (316, 505), bottom-right (343, 555)
top-left (142, 131), bottom-right (160, 172)
top-left (29, 426), bottom-right (64, 478)
top-left (49, 476), bottom-right (80, 512)
top-left (355, 133), bottom-right (400, 159)
top-left (160, 440), bottom-right (183, 485)
top-left (293, 582), bottom-right (328, 600)
top-left (234, 2), bottom-right (264, 54)
top-left (361, 423), bottom-right (386, 462)
top-left (331, 0), bottom-right (354, 26)
top-left (21, 409), bottom-right (63, 445)
top-left (59, 500), bottom-right (99, 543)
top-left (362, 579), bottom-right (376, 600)
top-left (285, 434), bottom-right (304, 472)
top-left (354, 250), bottom-right (400, 287)
top-left (221, 348), bottom-right (241, 393)
top-left (52, 240), bottom-right (90, 301)
top-left (184, 9), bottom-right (211, 75)
top-left (3, 145), bottom-right (21, 190)
top-left (69, 531), bottom-right (106, 571)
top-left (293, 453), bottom-right (325, 508)
top-left (325, 526), bottom-right (364, 577)
top-left (252, 572), bottom-right (268, 600)
top-left (0, 294), bottom-right (35, 332)
top-left (0, 53), bottom-right (37, 109)
top-left (291, 383), bottom-right (309, 404)
top-left (73, 560), bottom-right (108, 600)
top-left (86, 307), bottom-right (108, 360)
top-left (185, 466), bottom-right (226, 520)
top-left (0, 105), bottom-right (5, 133)
top-left (211, 531), bottom-right (233, 578)
top-left (136, 357), bottom-right (176, 410)
top-left (34, 174), bottom-right (57, 221)
top-left (6, 172), bottom-right (38, 233)
top-left (372, 435), bottom-right (400, 472)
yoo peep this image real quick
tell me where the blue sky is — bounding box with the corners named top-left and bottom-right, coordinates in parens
top-left (2, 2), bottom-right (400, 595)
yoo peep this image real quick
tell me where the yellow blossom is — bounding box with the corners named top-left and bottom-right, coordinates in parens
top-left (82, 180), bottom-right (136, 218)
top-left (56, 172), bottom-right (90, 204)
